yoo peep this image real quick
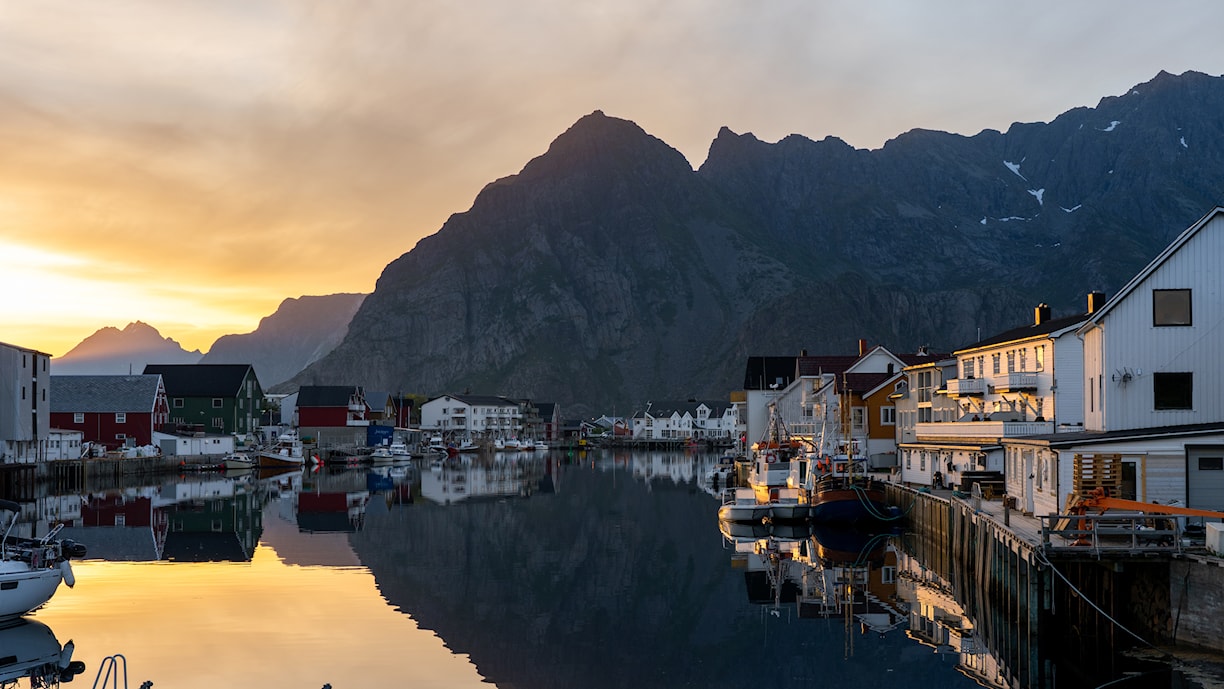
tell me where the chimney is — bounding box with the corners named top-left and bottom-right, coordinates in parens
top-left (1087, 291), bottom-right (1106, 314)
top-left (1034, 303), bottom-right (1051, 325)
top-left (858, 339), bottom-right (868, 356)
top-left (800, 349), bottom-right (807, 357)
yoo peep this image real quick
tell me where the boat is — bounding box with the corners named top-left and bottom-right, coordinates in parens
top-left (0, 500), bottom-right (86, 620)
top-left (746, 404), bottom-right (811, 521)
top-left (426, 435), bottom-right (447, 455)
top-left (457, 437), bottom-right (479, 453)
top-left (222, 452), bottom-right (257, 470)
top-left (258, 432), bottom-right (306, 468)
top-left (532, 439), bottom-right (549, 452)
top-left (388, 441), bottom-right (411, 459)
top-left (717, 487), bottom-right (770, 523)
top-left (804, 383), bottom-right (897, 525)
top-left (0, 618), bottom-right (86, 686)
top-left (369, 447), bottom-right (394, 465)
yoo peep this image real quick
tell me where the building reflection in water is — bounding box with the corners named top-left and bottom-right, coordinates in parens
top-left (719, 514), bottom-right (1020, 687)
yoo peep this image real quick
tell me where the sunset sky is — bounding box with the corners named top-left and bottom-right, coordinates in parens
top-left (3, 1), bottom-right (1222, 357)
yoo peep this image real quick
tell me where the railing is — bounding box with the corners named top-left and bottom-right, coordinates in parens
top-left (915, 421), bottom-right (1053, 439)
top-left (1038, 513), bottom-right (1184, 555)
top-left (995, 373), bottom-right (1038, 391)
top-left (944, 377), bottom-right (987, 396)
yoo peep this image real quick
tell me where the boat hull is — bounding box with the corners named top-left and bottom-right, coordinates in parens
top-left (0, 565), bottom-right (63, 620)
top-left (808, 486), bottom-right (891, 524)
top-left (717, 503), bottom-right (769, 523)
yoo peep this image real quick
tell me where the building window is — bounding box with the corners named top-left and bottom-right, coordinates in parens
top-left (212, 398), bottom-right (223, 408)
top-left (920, 452), bottom-right (927, 471)
top-left (880, 407), bottom-right (895, 425)
top-left (1006, 351), bottom-right (1015, 373)
top-left (905, 451), bottom-right (912, 470)
top-left (74, 413), bottom-right (84, 423)
top-left (1035, 345), bottom-right (1045, 371)
top-left (992, 354), bottom-right (1001, 375)
top-left (114, 433), bottom-right (126, 441)
top-left (173, 398), bottom-right (184, 408)
top-left (851, 407), bottom-right (865, 432)
top-left (963, 359), bottom-right (975, 378)
top-left (1019, 349), bottom-right (1027, 371)
top-left (1198, 457), bottom-right (1223, 471)
top-left (1153, 372), bottom-right (1193, 410)
top-left (115, 412), bottom-right (126, 424)
top-left (1153, 289), bottom-right (1192, 326)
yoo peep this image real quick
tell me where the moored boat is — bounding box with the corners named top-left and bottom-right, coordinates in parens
top-left (258, 432), bottom-right (306, 468)
top-left (717, 487), bottom-right (770, 523)
top-left (222, 452), bottom-right (257, 470)
top-left (0, 500), bottom-right (86, 620)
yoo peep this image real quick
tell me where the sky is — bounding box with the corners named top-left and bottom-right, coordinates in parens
top-left (2, 1), bottom-right (1222, 358)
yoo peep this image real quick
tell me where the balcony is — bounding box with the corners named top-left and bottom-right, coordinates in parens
top-left (944, 377), bottom-right (987, 397)
top-left (915, 420), bottom-right (1053, 442)
top-left (994, 372), bottom-right (1038, 393)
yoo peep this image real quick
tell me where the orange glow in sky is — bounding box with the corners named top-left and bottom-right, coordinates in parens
top-left (2, 2), bottom-right (1222, 357)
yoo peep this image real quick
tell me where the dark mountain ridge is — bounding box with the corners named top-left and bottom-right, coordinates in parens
top-left (291, 70), bottom-right (1224, 416)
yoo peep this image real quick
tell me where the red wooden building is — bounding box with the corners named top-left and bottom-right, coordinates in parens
top-left (50, 374), bottom-right (170, 451)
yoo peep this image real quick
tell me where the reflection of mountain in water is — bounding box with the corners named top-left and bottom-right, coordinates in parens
top-left (351, 461), bottom-right (962, 689)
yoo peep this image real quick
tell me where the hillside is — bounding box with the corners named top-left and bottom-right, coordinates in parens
top-left (281, 70), bottom-right (1224, 416)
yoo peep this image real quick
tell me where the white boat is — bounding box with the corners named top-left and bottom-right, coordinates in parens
top-left (222, 452), bottom-right (257, 470)
top-left (717, 487), bottom-right (769, 523)
top-left (388, 442), bottom-right (411, 459)
top-left (503, 437), bottom-right (522, 451)
top-left (532, 439), bottom-right (549, 452)
top-left (0, 618), bottom-right (85, 686)
top-left (258, 432), bottom-right (306, 468)
top-left (457, 438), bottom-right (480, 453)
top-left (0, 500), bottom-right (86, 620)
top-left (369, 447), bottom-right (394, 465)
top-left (426, 435), bottom-right (447, 454)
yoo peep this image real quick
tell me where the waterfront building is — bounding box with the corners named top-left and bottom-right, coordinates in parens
top-left (295, 385), bottom-right (371, 449)
top-left (743, 343), bottom-right (933, 464)
top-left (49, 374), bottom-right (169, 452)
top-left (630, 399), bottom-right (737, 444)
top-left (419, 394), bottom-right (525, 439)
top-left (897, 299), bottom-right (1091, 494)
top-left (0, 340), bottom-right (50, 464)
top-left (144, 363), bottom-right (263, 437)
top-left (1003, 206), bottom-right (1224, 515)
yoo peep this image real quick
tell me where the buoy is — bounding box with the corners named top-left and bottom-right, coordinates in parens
top-left (60, 559), bottom-right (75, 588)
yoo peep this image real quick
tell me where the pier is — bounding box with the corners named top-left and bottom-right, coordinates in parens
top-left (886, 482), bottom-right (1224, 668)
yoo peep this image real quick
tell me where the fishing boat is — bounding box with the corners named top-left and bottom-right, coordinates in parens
top-left (0, 500), bottom-right (86, 620)
top-left (804, 381), bottom-right (897, 525)
top-left (747, 403), bottom-right (811, 521)
top-left (258, 432), bottom-right (306, 469)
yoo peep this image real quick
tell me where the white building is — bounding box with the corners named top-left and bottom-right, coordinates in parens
top-left (898, 299), bottom-right (1092, 496)
top-left (744, 344), bottom-right (929, 463)
top-left (630, 400), bottom-right (738, 443)
top-left (420, 394), bottom-right (524, 438)
top-left (1004, 207), bottom-right (1224, 516)
top-left (0, 341), bottom-right (51, 464)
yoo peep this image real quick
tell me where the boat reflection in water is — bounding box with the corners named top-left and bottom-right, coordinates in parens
top-left (0, 617), bottom-right (87, 687)
top-left (726, 522), bottom-right (906, 650)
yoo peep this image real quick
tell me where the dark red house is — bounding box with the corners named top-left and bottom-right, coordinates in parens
top-left (296, 385), bottom-right (367, 427)
top-left (50, 374), bottom-right (170, 451)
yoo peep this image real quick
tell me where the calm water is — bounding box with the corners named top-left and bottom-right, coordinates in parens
top-left (3, 449), bottom-right (1208, 688)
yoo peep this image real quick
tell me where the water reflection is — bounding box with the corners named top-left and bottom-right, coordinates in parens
top-left (0, 617), bottom-right (85, 687)
top-left (1, 449), bottom-right (1216, 688)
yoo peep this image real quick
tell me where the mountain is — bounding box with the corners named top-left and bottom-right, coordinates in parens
top-left (288, 70), bottom-right (1224, 416)
top-left (51, 322), bottom-right (202, 375)
top-left (200, 293), bottom-right (366, 387)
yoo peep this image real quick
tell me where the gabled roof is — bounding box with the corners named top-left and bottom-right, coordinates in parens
top-left (797, 355), bottom-right (860, 377)
top-left (435, 394), bottom-right (521, 408)
top-left (143, 364), bottom-right (256, 397)
top-left (959, 312), bottom-right (1088, 353)
top-left (837, 372), bottom-right (895, 397)
top-left (50, 375), bottom-right (163, 413)
top-left (298, 385), bottom-right (361, 407)
top-left (364, 390), bottom-right (393, 413)
top-left (643, 400), bottom-right (733, 418)
top-left (1080, 206), bottom-right (1224, 330)
top-left (537, 402), bottom-right (557, 418)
